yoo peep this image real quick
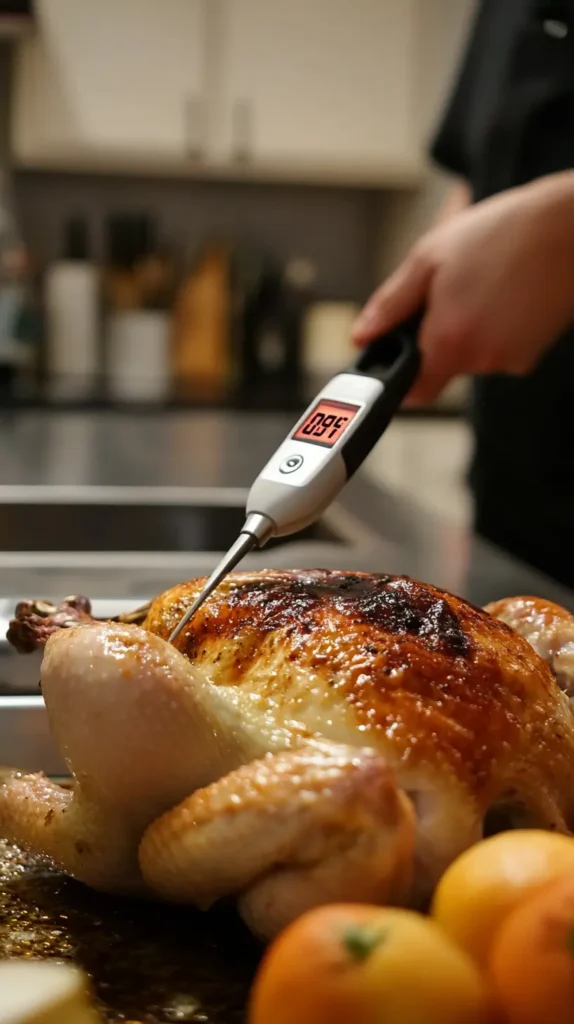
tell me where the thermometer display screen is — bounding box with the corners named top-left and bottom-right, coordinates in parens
top-left (292, 398), bottom-right (361, 448)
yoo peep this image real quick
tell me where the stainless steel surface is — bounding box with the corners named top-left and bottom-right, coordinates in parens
top-left (0, 410), bottom-right (296, 488)
top-left (1, 409), bottom-right (573, 775)
top-left (0, 696), bottom-right (66, 775)
top-left (0, 410), bottom-right (571, 603)
top-left (0, 493), bottom-right (339, 553)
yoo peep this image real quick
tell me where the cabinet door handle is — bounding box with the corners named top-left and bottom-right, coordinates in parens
top-left (184, 94), bottom-right (205, 161)
top-left (231, 99), bottom-right (253, 163)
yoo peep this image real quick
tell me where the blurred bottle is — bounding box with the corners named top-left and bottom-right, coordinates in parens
top-left (102, 213), bottom-right (144, 311)
top-left (105, 213), bottom-right (173, 403)
top-left (134, 216), bottom-right (176, 313)
top-left (237, 253), bottom-right (315, 401)
top-left (0, 169), bottom-right (39, 402)
top-left (44, 215), bottom-right (100, 402)
top-left (170, 241), bottom-right (232, 397)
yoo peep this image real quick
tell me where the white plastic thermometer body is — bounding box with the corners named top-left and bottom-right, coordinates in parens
top-left (168, 373), bottom-right (385, 642)
top-left (246, 372), bottom-right (384, 537)
top-left (168, 319), bottom-right (420, 642)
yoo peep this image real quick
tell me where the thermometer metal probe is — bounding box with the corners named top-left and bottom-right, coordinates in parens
top-left (169, 315), bottom-right (421, 642)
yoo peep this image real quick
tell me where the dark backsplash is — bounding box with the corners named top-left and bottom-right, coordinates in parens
top-left (13, 170), bottom-right (382, 303)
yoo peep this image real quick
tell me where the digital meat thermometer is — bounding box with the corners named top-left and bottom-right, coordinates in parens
top-left (169, 315), bottom-right (421, 642)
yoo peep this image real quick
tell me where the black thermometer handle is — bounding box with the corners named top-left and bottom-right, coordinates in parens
top-left (341, 312), bottom-right (422, 477)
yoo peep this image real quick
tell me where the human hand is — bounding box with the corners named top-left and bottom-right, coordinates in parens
top-left (353, 172), bottom-right (574, 405)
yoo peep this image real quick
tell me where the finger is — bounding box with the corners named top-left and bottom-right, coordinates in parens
top-left (352, 251), bottom-right (433, 345)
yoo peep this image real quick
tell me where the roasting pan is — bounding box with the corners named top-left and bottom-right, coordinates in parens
top-left (0, 597), bottom-right (260, 1023)
top-left (0, 829), bottom-right (258, 1022)
top-left (0, 493), bottom-right (383, 1020)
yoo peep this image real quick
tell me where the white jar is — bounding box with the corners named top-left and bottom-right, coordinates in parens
top-left (44, 218), bottom-right (100, 402)
top-left (106, 309), bottom-right (171, 403)
top-left (302, 301), bottom-right (360, 377)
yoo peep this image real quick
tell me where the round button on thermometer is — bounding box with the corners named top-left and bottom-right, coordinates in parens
top-left (279, 454), bottom-right (304, 474)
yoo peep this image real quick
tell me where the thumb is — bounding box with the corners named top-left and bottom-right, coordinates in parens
top-left (352, 250), bottom-right (433, 345)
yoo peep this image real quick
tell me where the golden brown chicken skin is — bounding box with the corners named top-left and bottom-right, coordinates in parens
top-left (144, 569), bottom-right (573, 822)
top-left (486, 594), bottom-right (574, 697)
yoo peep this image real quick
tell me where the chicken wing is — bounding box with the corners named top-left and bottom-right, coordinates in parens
top-left (487, 595), bottom-right (574, 697)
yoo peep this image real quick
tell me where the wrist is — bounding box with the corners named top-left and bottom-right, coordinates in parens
top-left (530, 172), bottom-right (574, 313)
top-left (530, 170), bottom-right (574, 236)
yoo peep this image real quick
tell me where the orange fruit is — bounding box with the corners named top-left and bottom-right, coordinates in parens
top-left (432, 829), bottom-right (574, 966)
top-left (489, 874), bottom-right (574, 1024)
top-left (248, 903), bottom-right (489, 1024)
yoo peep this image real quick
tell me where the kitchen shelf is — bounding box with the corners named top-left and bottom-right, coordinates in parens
top-left (0, 396), bottom-right (466, 418)
top-left (13, 151), bottom-right (427, 191)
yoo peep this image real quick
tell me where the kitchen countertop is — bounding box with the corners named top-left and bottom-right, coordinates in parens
top-left (0, 405), bottom-right (572, 769)
top-left (0, 407), bottom-right (571, 611)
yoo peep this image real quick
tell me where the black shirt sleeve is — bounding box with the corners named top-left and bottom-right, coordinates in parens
top-left (429, 0), bottom-right (505, 179)
top-left (429, 1), bottom-right (574, 190)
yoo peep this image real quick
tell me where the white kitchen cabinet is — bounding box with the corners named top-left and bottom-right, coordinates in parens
top-left (214, 0), bottom-right (422, 181)
top-left (11, 0), bottom-right (207, 164)
top-left (10, 0), bottom-right (424, 186)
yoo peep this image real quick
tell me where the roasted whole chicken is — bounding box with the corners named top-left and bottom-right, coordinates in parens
top-left (3, 570), bottom-right (574, 940)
